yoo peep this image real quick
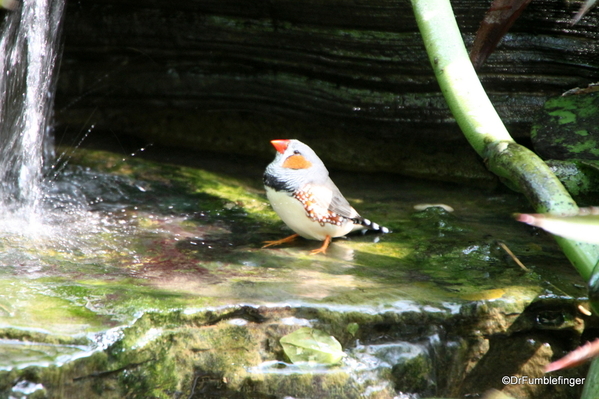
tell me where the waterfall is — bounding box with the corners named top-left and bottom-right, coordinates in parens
top-left (0, 0), bottom-right (64, 220)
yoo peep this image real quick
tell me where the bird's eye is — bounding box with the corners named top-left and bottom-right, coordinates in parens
top-left (293, 150), bottom-right (300, 155)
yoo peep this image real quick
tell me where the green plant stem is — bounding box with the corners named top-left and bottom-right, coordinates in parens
top-left (410, 0), bottom-right (513, 153)
top-left (582, 355), bottom-right (599, 399)
top-left (410, 0), bottom-right (599, 282)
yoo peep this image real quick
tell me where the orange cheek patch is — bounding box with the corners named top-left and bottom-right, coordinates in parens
top-left (282, 154), bottom-right (312, 169)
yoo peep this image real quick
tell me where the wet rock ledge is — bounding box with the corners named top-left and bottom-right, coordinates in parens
top-left (55, 0), bottom-right (599, 184)
top-left (0, 145), bottom-right (591, 398)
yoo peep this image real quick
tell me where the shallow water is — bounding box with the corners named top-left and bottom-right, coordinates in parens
top-left (0, 144), bottom-right (587, 398)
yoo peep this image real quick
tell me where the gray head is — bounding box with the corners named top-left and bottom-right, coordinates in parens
top-left (264, 139), bottom-right (329, 191)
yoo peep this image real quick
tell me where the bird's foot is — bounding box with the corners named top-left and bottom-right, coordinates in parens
top-left (262, 233), bottom-right (299, 248)
top-left (310, 235), bottom-right (331, 255)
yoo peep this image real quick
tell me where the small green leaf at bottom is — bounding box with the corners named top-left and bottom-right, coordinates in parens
top-left (280, 327), bottom-right (345, 366)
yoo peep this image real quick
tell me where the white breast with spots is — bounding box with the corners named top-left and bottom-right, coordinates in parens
top-left (265, 186), bottom-right (355, 241)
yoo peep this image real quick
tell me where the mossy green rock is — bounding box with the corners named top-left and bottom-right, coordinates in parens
top-left (530, 92), bottom-right (599, 195)
top-left (532, 92), bottom-right (599, 161)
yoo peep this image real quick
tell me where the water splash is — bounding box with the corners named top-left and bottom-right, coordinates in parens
top-left (0, 0), bottom-right (148, 258)
top-left (0, 0), bottom-right (64, 221)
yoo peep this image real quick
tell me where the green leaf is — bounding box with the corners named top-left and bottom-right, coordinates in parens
top-left (280, 327), bottom-right (345, 365)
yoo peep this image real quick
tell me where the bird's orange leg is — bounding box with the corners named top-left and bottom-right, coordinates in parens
top-left (262, 233), bottom-right (299, 249)
top-left (310, 235), bottom-right (331, 255)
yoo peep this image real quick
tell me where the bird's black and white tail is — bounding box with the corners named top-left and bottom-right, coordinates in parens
top-left (354, 217), bottom-right (391, 234)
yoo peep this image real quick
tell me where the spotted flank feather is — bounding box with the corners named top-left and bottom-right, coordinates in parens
top-left (292, 190), bottom-right (347, 227)
top-left (293, 185), bottom-right (390, 234)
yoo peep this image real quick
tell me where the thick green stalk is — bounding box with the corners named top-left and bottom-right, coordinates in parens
top-left (410, 0), bottom-right (599, 281)
top-left (410, 0), bottom-right (513, 154)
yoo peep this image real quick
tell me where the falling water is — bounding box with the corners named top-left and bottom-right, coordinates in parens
top-left (0, 0), bottom-right (64, 221)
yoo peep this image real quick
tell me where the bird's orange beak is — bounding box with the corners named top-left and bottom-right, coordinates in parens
top-left (271, 139), bottom-right (289, 154)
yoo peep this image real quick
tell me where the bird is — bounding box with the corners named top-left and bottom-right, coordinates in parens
top-left (262, 139), bottom-right (390, 255)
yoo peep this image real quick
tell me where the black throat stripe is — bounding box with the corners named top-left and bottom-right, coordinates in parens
top-left (263, 172), bottom-right (294, 193)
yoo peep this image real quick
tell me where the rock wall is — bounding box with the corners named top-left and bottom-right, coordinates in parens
top-left (54, 0), bottom-right (599, 184)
